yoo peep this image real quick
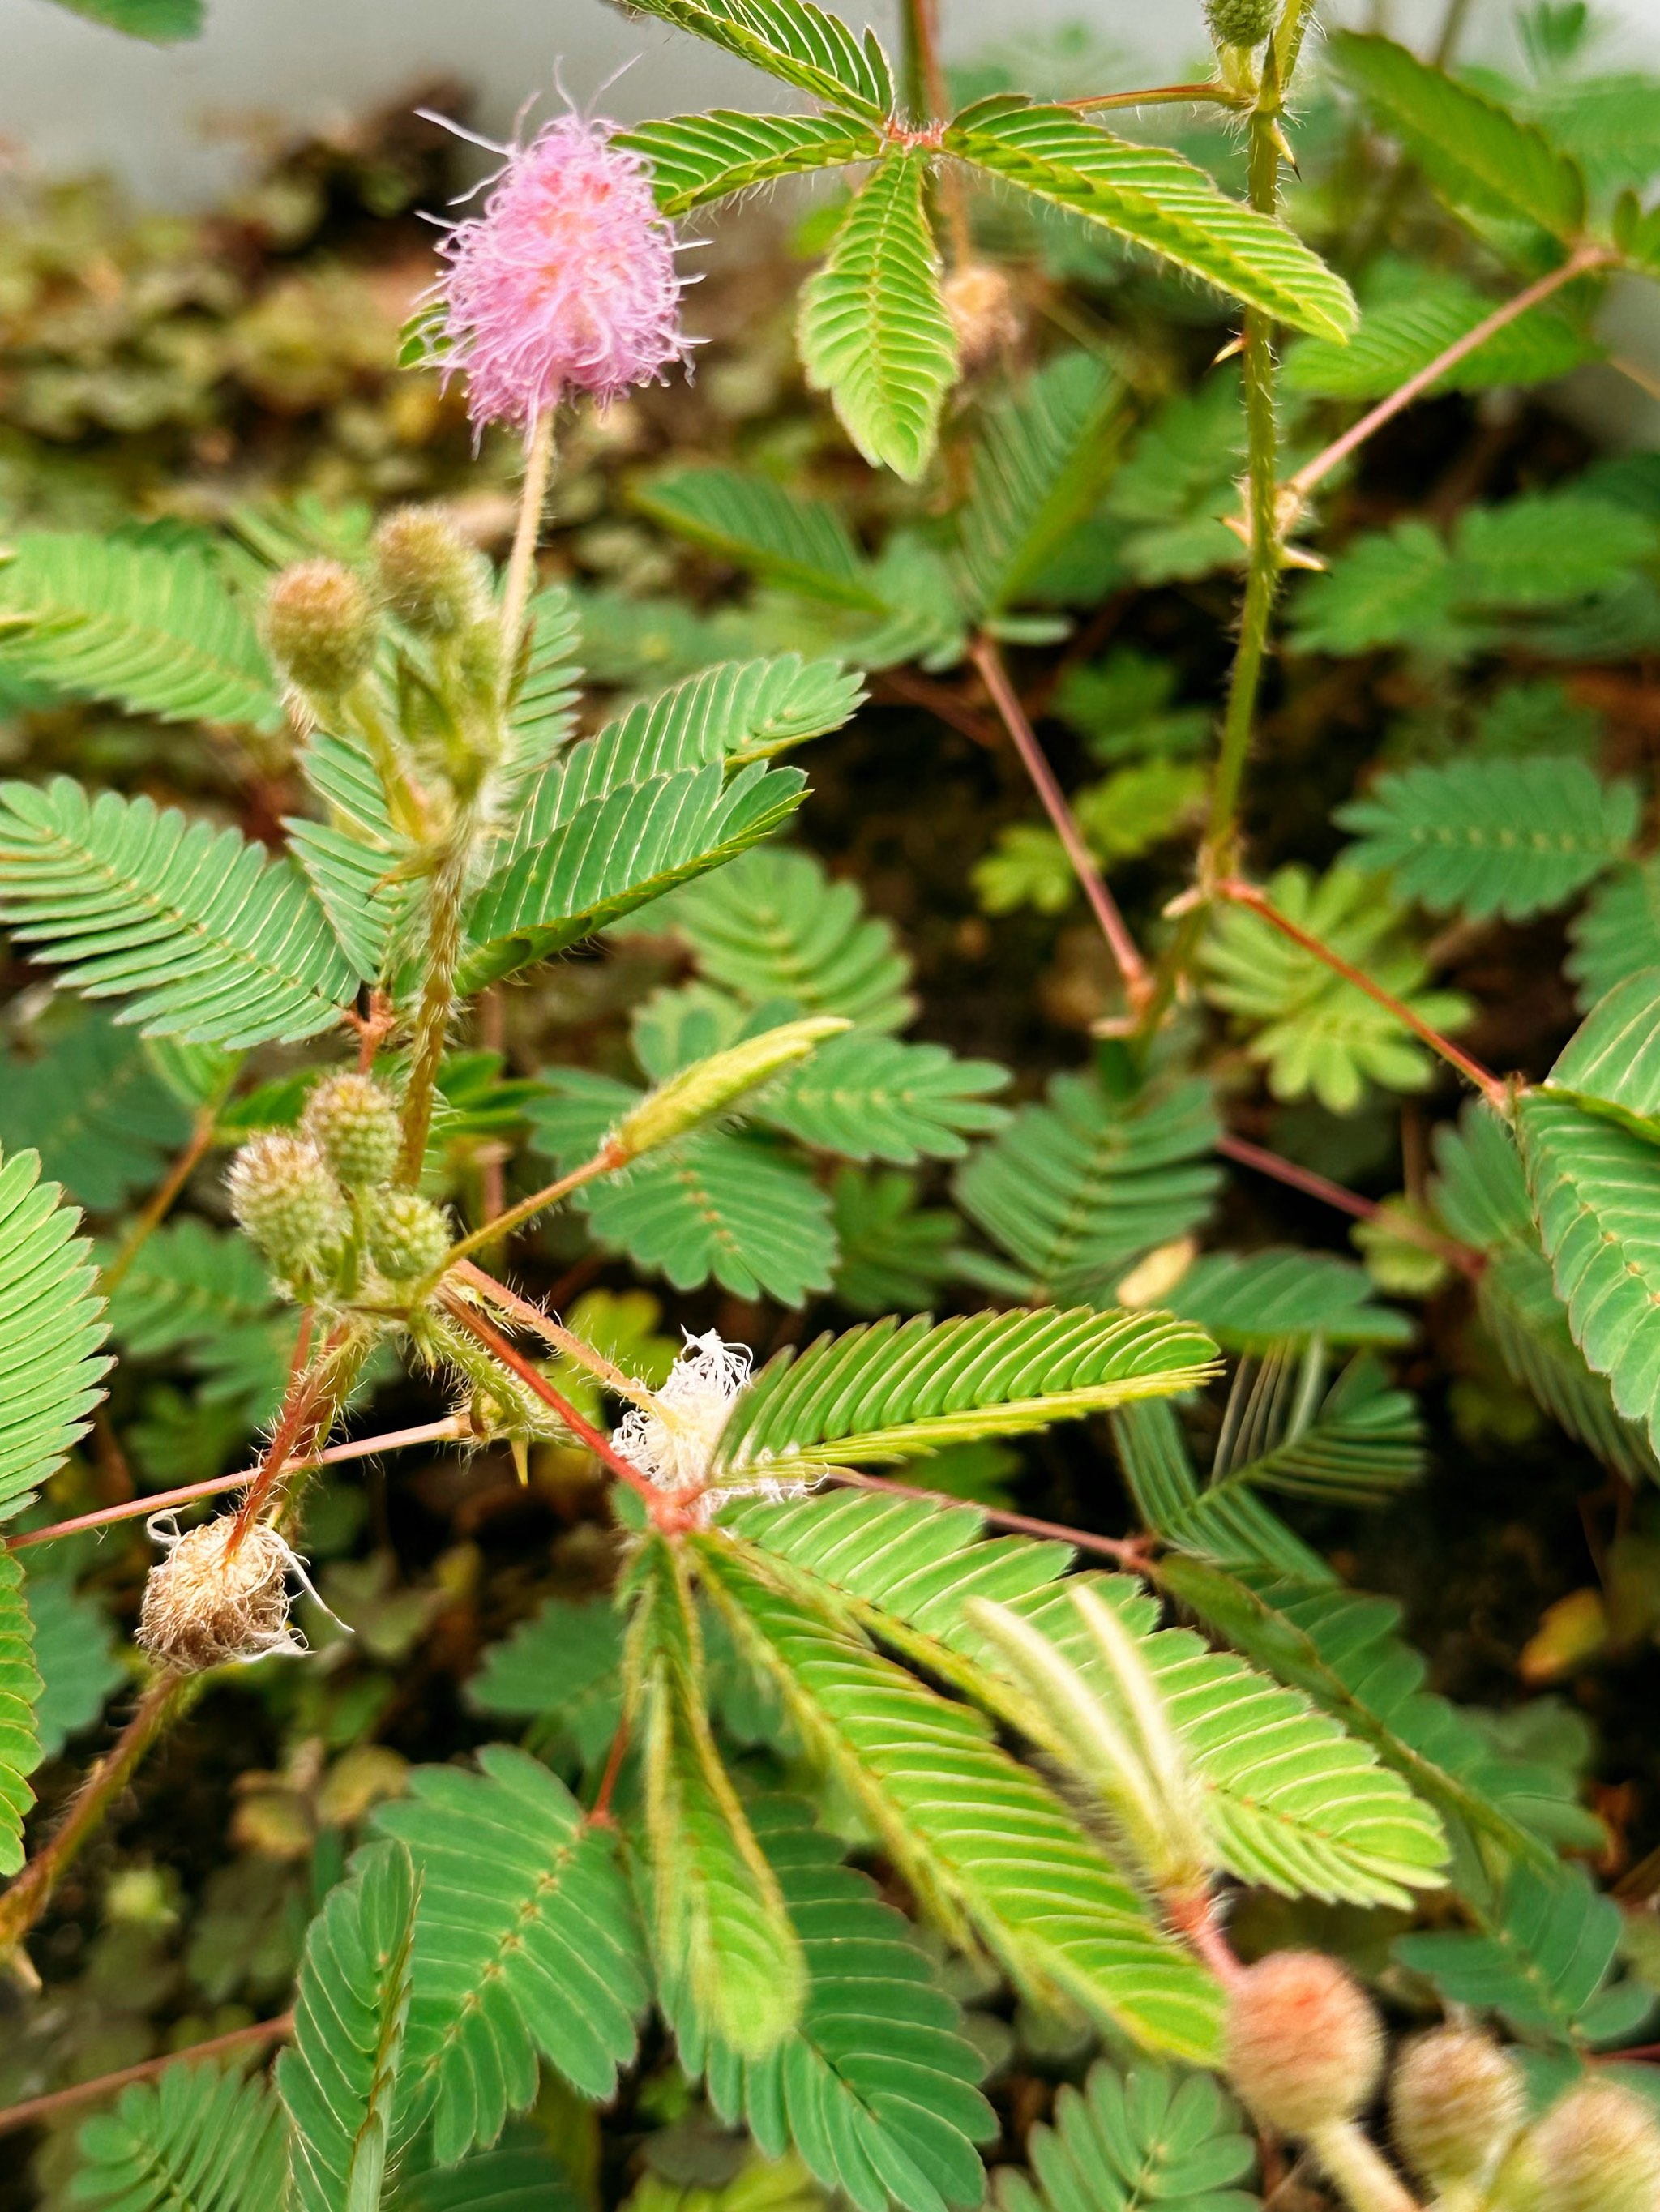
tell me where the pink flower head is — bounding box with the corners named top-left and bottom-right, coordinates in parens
top-left (430, 112), bottom-right (689, 433)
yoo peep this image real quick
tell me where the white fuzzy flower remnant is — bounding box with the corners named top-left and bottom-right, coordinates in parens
top-left (611, 1329), bottom-right (808, 1527)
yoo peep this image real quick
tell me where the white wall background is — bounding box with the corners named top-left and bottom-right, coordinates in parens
top-left (2, 0), bottom-right (1658, 209)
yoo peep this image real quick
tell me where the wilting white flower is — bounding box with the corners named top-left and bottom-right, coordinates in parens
top-left (612, 1330), bottom-right (812, 1527)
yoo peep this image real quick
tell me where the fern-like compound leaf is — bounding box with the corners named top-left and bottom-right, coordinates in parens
top-left (1285, 263), bottom-right (1598, 400)
top-left (799, 152), bottom-right (959, 482)
top-left (0, 1011), bottom-right (192, 1213)
top-left (695, 1536), bottom-right (1226, 2064)
top-left (1166, 1250), bottom-right (1413, 1351)
top-left (649, 846), bottom-right (915, 1029)
top-left (1337, 755), bottom-right (1636, 922)
top-left (635, 1538), bottom-right (806, 2060)
top-left (830, 1166), bottom-right (960, 1315)
top-left (1112, 1397), bottom-right (1335, 1584)
top-left (460, 761), bottom-right (807, 991)
top-left (396, 2126), bottom-right (582, 2209)
top-left (619, 109), bottom-right (885, 215)
top-left (685, 1797), bottom-right (995, 2212)
top-left (1395, 1857), bottom-right (1632, 2046)
top-left (530, 1070), bottom-right (837, 1305)
top-left (729, 1492), bottom-right (1448, 1910)
top-left (280, 1840), bottom-right (420, 2212)
top-left (467, 1594), bottom-right (627, 1767)
top-left (0, 1551), bottom-right (43, 1877)
top-left (1332, 31), bottom-right (1586, 239)
top-left (1157, 1560), bottom-right (1556, 1861)
top-left (761, 1029), bottom-right (1010, 1164)
top-left (1519, 1089), bottom-right (1660, 1453)
top-left (286, 724), bottom-right (419, 986)
top-left (374, 1744), bottom-right (649, 2164)
top-left (956, 351), bottom-right (1128, 617)
top-left (1432, 1106), bottom-right (1658, 1483)
top-left (953, 1068), bottom-right (1220, 1301)
top-left (70, 2061), bottom-right (290, 2212)
top-left (505, 584), bottom-right (584, 790)
top-left (0, 777), bottom-right (359, 1046)
top-left (1568, 855), bottom-right (1660, 1010)
top-left (943, 98), bottom-right (1358, 340)
top-left (634, 467), bottom-right (887, 610)
top-left (0, 1143), bottom-right (111, 1524)
top-left (992, 2056), bottom-right (1259, 2212)
top-left (615, 0), bottom-right (893, 118)
top-left (0, 531), bottom-right (280, 728)
top-left (24, 1560), bottom-right (124, 1761)
top-left (713, 1307), bottom-right (1220, 1478)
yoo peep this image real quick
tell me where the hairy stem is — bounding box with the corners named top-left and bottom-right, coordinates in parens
top-left (1217, 1131), bottom-right (1482, 1278)
top-left (0, 2014), bottom-right (293, 2139)
top-left (900, 0), bottom-right (971, 264)
top-left (1215, 878), bottom-right (1509, 1110)
top-left (0, 1675), bottom-right (197, 1956)
top-left (499, 410), bottom-right (557, 659)
top-left (588, 1717), bottom-right (631, 1826)
top-left (426, 1136), bottom-right (627, 1282)
top-left (969, 634), bottom-right (1153, 1014)
top-left (454, 1260), bottom-right (662, 1411)
top-left (1307, 2119), bottom-right (1423, 2212)
top-left (7, 1417), bottom-right (470, 1555)
top-left (1286, 244), bottom-right (1612, 508)
top-left (397, 845), bottom-right (469, 1186)
top-left (438, 1293), bottom-right (680, 1521)
top-left (1067, 82), bottom-right (1249, 112)
top-left (820, 1467), bottom-right (1154, 1568)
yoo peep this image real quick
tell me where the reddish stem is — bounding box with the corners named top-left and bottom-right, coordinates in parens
top-left (1217, 1131), bottom-right (1483, 1281)
top-left (0, 2014), bottom-right (293, 2139)
top-left (1214, 879), bottom-right (1510, 1113)
top-left (820, 1467), bottom-right (1154, 1568)
top-left (229, 1312), bottom-right (327, 1547)
top-left (439, 1294), bottom-right (688, 1525)
top-left (588, 1718), bottom-right (631, 1827)
top-left (1166, 1889), bottom-right (1246, 1987)
top-left (7, 1416), bottom-right (469, 1554)
top-left (971, 635), bottom-right (1154, 1015)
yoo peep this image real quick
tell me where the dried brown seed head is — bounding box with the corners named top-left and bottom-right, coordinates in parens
top-left (137, 1516), bottom-right (309, 1674)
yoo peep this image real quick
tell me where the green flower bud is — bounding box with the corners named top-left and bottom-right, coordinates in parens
top-left (614, 1016), bottom-right (851, 1161)
top-left (1392, 2028), bottom-right (1525, 2189)
top-left (300, 1072), bottom-right (400, 1191)
top-left (371, 505), bottom-right (490, 638)
top-left (263, 558), bottom-right (378, 700)
top-left (366, 1189), bottom-right (451, 1282)
top-left (1494, 2082), bottom-right (1660, 2212)
top-left (1225, 1952), bottom-right (1383, 2139)
top-left (1205, 0), bottom-right (1276, 48)
top-left (228, 1133), bottom-right (346, 1280)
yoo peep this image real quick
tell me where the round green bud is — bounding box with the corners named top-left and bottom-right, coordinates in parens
top-left (1205, 0), bottom-right (1276, 48)
top-left (1496, 2082), bottom-right (1660, 2212)
top-left (228, 1133), bottom-right (345, 1280)
top-left (263, 558), bottom-right (378, 699)
top-left (1225, 1952), bottom-right (1383, 2139)
top-left (300, 1072), bottom-right (400, 1192)
top-left (366, 1189), bottom-right (451, 1282)
top-left (371, 506), bottom-right (489, 638)
top-left (1392, 2028), bottom-right (1525, 2188)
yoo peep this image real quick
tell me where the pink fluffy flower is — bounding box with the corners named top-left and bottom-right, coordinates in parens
top-left (430, 113), bottom-right (689, 433)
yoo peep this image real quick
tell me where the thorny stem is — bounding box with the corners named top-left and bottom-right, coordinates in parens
top-left (426, 1138), bottom-right (627, 1285)
top-left (499, 410), bottom-right (557, 659)
top-left (7, 1417), bottom-right (471, 1555)
top-left (98, 1106), bottom-right (221, 1299)
top-left (1214, 879), bottom-right (1510, 1112)
top-left (454, 1260), bottom-right (662, 1411)
top-left (969, 635), bottom-right (1153, 1016)
top-left (1285, 244), bottom-right (1614, 508)
top-left (0, 1676), bottom-right (196, 1956)
top-left (1067, 82), bottom-right (1249, 113)
top-left (0, 2014), bottom-right (293, 2138)
top-left (227, 1311), bottom-right (321, 1545)
top-left (1217, 1131), bottom-right (1483, 1280)
top-left (439, 1294), bottom-right (691, 1525)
